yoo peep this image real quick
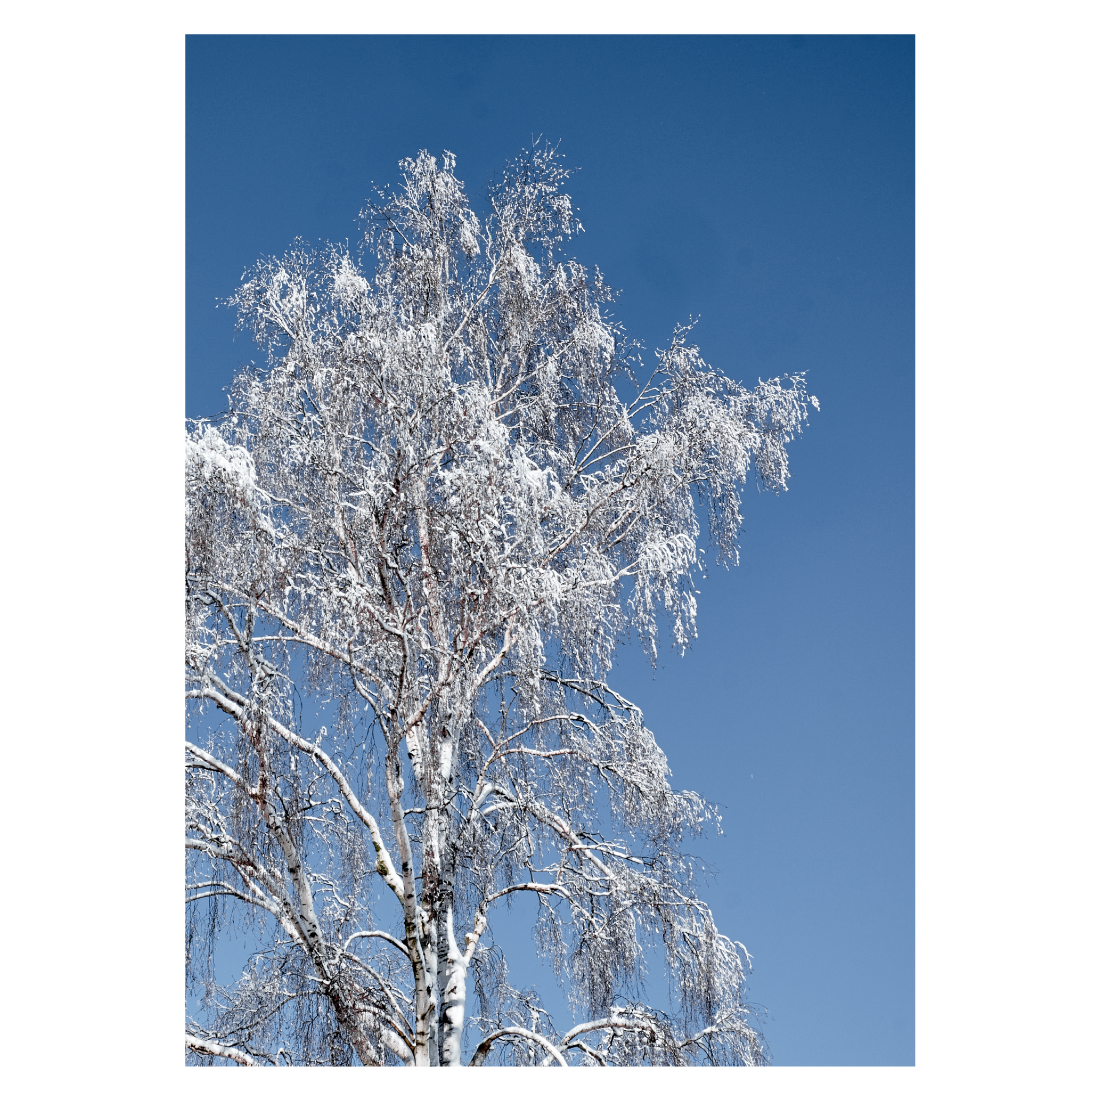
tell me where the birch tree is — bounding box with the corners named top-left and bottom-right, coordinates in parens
top-left (185, 144), bottom-right (816, 1067)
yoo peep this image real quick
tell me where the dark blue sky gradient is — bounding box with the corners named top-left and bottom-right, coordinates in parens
top-left (187, 34), bottom-right (914, 1066)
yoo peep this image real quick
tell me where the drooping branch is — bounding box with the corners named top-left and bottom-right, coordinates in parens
top-left (469, 1026), bottom-right (569, 1067)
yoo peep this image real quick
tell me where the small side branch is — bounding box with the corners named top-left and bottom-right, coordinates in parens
top-left (343, 929), bottom-right (411, 958)
top-left (185, 1033), bottom-right (259, 1066)
top-left (469, 1026), bottom-right (568, 1067)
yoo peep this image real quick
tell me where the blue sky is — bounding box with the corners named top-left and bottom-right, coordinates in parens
top-left (187, 34), bottom-right (914, 1066)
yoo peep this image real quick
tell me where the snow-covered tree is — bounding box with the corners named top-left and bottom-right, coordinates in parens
top-left (185, 144), bottom-right (816, 1067)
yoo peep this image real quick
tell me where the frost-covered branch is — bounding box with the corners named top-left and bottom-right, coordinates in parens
top-left (185, 1033), bottom-right (260, 1066)
top-left (469, 1026), bottom-right (569, 1067)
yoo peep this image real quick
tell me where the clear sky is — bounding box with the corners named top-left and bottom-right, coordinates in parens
top-left (186, 34), bottom-right (914, 1066)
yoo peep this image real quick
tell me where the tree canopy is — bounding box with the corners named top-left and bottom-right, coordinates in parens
top-left (185, 144), bottom-right (816, 1066)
